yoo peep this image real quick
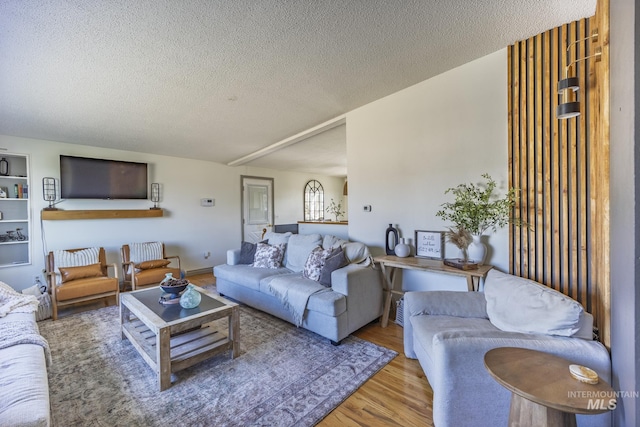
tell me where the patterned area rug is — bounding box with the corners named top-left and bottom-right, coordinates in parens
top-left (39, 302), bottom-right (396, 426)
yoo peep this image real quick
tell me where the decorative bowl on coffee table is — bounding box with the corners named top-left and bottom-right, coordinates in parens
top-left (160, 284), bottom-right (187, 294)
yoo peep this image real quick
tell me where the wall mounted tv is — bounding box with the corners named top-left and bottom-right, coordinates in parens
top-left (60, 155), bottom-right (148, 199)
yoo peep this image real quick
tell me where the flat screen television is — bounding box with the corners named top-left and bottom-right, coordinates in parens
top-left (60, 155), bottom-right (148, 199)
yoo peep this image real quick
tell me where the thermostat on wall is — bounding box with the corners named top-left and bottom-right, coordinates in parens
top-left (201, 198), bottom-right (215, 207)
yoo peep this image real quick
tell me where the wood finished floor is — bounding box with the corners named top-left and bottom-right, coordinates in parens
top-left (56, 273), bottom-right (434, 426)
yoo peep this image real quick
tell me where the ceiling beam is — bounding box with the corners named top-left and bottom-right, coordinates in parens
top-left (227, 114), bottom-right (346, 167)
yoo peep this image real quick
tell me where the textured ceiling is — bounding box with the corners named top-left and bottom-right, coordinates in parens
top-left (0, 0), bottom-right (595, 177)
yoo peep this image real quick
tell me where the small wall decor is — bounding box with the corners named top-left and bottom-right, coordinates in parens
top-left (415, 230), bottom-right (444, 259)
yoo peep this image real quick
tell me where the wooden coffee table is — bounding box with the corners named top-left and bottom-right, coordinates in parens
top-left (484, 347), bottom-right (615, 427)
top-left (120, 285), bottom-right (239, 391)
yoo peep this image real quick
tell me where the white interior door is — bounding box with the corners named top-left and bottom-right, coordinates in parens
top-left (242, 176), bottom-right (274, 242)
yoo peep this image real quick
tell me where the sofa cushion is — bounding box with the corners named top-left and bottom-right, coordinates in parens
top-left (318, 247), bottom-right (348, 287)
top-left (214, 263), bottom-right (291, 291)
top-left (264, 231), bottom-right (292, 245)
top-left (259, 273), bottom-right (347, 317)
top-left (0, 313), bottom-right (50, 427)
top-left (302, 246), bottom-right (332, 281)
top-left (484, 269), bottom-right (584, 337)
top-left (253, 243), bottom-right (286, 269)
top-left (285, 233), bottom-right (322, 272)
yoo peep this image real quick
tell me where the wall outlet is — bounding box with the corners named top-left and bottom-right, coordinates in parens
top-left (204, 251), bottom-right (211, 259)
top-left (201, 198), bottom-right (214, 207)
top-left (363, 205), bottom-right (372, 212)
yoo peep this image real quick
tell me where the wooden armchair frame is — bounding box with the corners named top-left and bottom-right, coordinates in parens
top-left (120, 242), bottom-right (181, 291)
top-left (46, 247), bottom-right (119, 320)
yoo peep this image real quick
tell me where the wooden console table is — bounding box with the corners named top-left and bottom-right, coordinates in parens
top-left (374, 255), bottom-right (493, 327)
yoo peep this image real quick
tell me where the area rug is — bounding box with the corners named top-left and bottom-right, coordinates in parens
top-left (39, 303), bottom-right (396, 426)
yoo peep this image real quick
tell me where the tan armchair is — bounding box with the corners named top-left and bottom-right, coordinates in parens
top-left (121, 242), bottom-right (181, 291)
top-left (46, 247), bottom-right (119, 320)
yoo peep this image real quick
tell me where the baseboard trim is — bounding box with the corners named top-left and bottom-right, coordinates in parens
top-left (185, 268), bottom-right (213, 276)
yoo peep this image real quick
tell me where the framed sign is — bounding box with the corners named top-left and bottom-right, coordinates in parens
top-left (415, 230), bottom-right (445, 259)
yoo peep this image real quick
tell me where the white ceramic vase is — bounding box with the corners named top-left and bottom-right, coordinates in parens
top-left (395, 238), bottom-right (411, 258)
top-left (467, 234), bottom-right (487, 265)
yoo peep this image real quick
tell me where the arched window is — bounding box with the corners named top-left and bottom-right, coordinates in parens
top-left (304, 180), bottom-right (324, 221)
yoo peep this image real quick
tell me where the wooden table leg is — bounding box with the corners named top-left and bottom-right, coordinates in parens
top-left (120, 304), bottom-right (130, 340)
top-left (157, 326), bottom-right (171, 391)
top-left (230, 306), bottom-right (240, 358)
top-left (466, 276), bottom-right (475, 291)
top-left (380, 263), bottom-right (395, 328)
top-left (509, 393), bottom-right (577, 427)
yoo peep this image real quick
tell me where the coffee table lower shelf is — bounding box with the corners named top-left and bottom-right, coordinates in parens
top-left (122, 319), bottom-right (233, 375)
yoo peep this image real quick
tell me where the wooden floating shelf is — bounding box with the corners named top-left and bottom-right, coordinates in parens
top-left (41, 209), bottom-right (163, 220)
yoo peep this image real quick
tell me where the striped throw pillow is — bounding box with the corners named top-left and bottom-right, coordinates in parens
top-left (53, 247), bottom-right (100, 285)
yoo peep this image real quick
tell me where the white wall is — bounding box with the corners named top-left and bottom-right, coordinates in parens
top-left (346, 49), bottom-right (508, 292)
top-left (0, 135), bottom-right (343, 290)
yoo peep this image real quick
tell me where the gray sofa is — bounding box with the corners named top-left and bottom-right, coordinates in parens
top-left (404, 269), bottom-right (611, 427)
top-left (213, 232), bottom-right (384, 344)
top-left (0, 311), bottom-right (51, 427)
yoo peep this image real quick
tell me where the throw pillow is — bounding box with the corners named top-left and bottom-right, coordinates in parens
top-left (263, 231), bottom-right (292, 246)
top-left (484, 269), bottom-right (584, 337)
top-left (135, 259), bottom-right (171, 270)
top-left (239, 241), bottom-right (264, 265)
top-left (252, 242), bottom-right (286, 269)
top-left (322, 235), bottom-right (348, 250)
top-left (53, 247), bottom-right (100, 285)
top-left (129, 242), bottom-right (163, 263)
top-left (59, 263), bottom-right (103, 283)
top-left (342, 242), bottom-right (372, 266)
top-left (318, 247), bottom-right (349, 287)
top-left (285, 233), bottom-right (322, 272)
top-left (302, 246), bottom-right (333, 282)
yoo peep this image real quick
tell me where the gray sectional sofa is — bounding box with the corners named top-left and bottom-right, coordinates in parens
top-left (404, 269), bottom-right (612, 427)
top-left (213, 232), bottom-right (384, 344)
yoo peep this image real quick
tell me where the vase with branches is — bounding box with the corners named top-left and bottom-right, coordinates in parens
top-left (436, 174), bottom-right (523, 262)
top-left (326, 198), bottom-right (345, 222)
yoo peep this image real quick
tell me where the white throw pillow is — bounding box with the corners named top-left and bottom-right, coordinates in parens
top-left (285, 234), bottom-right (322, 272)
top-left (484, 269), bottom-right (584, 337)
top-left (322, 235), bottom-right (348, 250)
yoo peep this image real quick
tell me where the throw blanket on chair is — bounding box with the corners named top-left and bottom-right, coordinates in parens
top-left (0, 319), bottom-right (52, 366)
top-left (0, 281), bottom-right (39, 317)
top-left (267, 276), bottom-right (328, 327)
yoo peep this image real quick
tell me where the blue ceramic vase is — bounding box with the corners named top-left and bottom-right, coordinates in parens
top-left (180, 284), bottom-right (201, 309)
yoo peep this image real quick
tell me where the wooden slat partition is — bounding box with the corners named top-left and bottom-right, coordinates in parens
top-left (508, 0), bottom-right (610, 347)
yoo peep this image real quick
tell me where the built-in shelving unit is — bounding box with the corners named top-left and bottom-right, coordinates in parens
top-left (0, 153), bottom-right (30, 268)
top-left (41, 209), bottom-right (163, 220)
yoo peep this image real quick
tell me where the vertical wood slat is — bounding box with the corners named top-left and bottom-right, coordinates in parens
top-left (508, 7), bottom-right (610, 347)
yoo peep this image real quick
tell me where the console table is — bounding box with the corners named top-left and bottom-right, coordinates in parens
top-left (484, 347), bottom-right (615, 426)
top-left (374, 255), bottom-right (493, 327)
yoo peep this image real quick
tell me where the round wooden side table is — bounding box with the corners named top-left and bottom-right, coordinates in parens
top-left (484, 347), bottom-right (615, 427)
